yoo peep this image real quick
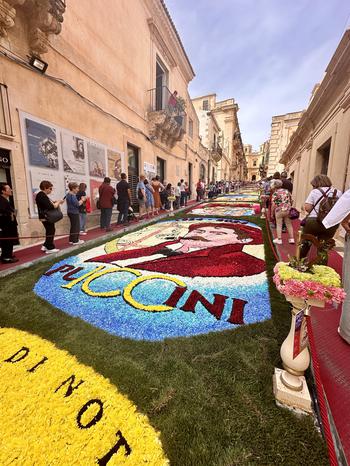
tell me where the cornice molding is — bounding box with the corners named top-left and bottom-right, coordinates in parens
top-left (147, 18), bottom-right (176, 68)
top-left (145, 0), bottom-right (194, 82)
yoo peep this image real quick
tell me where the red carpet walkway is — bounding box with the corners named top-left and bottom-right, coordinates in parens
top-left (271, 218), bottom-right (350, 465)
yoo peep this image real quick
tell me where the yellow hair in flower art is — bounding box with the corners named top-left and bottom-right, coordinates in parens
top-left (0, 328), bottom-right (168, 466)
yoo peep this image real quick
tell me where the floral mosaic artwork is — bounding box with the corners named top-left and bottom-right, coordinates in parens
top-left (188, 203), bottom-right (260, 217)
top-left (0, 328), bottom-right (168, 465)
top-left (215, 194), bottom-right (260, 202)
top-left (34, 218), bottom-right (271, 341)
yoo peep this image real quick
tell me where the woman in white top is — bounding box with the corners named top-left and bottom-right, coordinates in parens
top-left (323, 188), bottom-right (350, 344)
top-left (300, 174), bottom-right (341, 263)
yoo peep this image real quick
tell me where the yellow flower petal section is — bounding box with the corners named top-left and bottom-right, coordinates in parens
top-left (0, 328), bottom-right (168, 466)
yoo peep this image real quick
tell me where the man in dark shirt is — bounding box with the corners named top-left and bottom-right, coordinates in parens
top-left (99, 177), bottom-right (115, 231)
top-left (116, 173), bottom-right (131, 224)
top-left (281, 171), bottom-right (293, 193)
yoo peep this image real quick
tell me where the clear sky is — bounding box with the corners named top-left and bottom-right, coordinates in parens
top-left (165, 0), bottom-right (350, 149)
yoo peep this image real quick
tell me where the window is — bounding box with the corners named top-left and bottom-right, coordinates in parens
top-left (253, 160), bottom-right (257, 167)
top-left (316, 138), bottom-right (331, 175)
top-left (202, 99), bottom-right (209, 110)
top-left (188, 118), bottom-right (193, 138)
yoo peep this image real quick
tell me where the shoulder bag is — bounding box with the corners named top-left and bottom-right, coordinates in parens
top-left (45, 207), bottom-right (63, 223)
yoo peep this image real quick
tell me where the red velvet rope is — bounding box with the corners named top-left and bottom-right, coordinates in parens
top-left (265, 214), bottom-right (338, 465)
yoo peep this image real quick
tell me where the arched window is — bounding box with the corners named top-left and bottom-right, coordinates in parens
top-left (200, 164), bottom-right (206, 180)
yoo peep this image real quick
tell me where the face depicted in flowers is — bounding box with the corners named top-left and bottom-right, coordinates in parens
top-left (176, 224), bottom-right (252, 252)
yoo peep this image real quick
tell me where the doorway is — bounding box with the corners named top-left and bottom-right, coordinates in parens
top-left (157, 157), bottom-right (166, 184)
top-left (188, 162), bottom-right (193, 198)
top-left (127, 144), bottom-right (139, 208)
top-left (155, 60), bottom-right (168, 111)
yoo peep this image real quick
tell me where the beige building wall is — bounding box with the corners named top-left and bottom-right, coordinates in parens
top-left (280, 30), bottom-right (350, 234)
top-left (0, 0), bottom-right (202, 245)
top-left (268, 111), bottom-right (303, 176)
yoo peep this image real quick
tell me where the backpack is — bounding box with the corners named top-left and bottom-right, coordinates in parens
top-left (316, 188), bottom-right (338, 223)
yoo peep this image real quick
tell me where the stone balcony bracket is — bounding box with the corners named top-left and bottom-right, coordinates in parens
top-left (0, 0), bottom-right (66, 55)
top-left (148, 110), bottom-right (185, 148)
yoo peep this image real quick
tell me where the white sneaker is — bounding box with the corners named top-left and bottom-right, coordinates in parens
top-left (80, 231), bottom-right (87, 235)
top-left (46, 248), bottom-right (60, 254)
top-left (41, 246), bottom-right (47, 252)
top-left (288, 239), bottom-right (295, 244)
top-left (273, 238), bottom-right (282, 244)
top-left (70, 240), bottom-right (85, 245)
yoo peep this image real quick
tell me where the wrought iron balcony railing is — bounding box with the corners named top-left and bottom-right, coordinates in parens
top-left (147, 86), bottom-right (186, 148)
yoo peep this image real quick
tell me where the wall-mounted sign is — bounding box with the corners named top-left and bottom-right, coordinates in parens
top-left (0, 149), bottom-right (11, 168)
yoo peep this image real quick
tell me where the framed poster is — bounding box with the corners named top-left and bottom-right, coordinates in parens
top-left (61, 132), bottom-right (86, 174)
top-left (107, 149), bottom-right (122, 180)
top-left (90, 178), bottom-right (101, 211)
top-left (88, 143), bottom-right (106, 178)
top-left (144, 161), bottom-right (156, 181)
top-left (25, 119), bottom-right (59, 170)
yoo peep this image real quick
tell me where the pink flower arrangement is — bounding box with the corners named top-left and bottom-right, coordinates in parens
top-left (273, 270), bottom-right (346, 304)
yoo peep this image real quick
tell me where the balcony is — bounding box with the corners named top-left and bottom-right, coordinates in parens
top-left (147, 86), bottom-right (186, 148)
top-left (211, 142), bottom-right (223, 162)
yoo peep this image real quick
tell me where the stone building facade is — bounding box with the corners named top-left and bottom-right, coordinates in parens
top-left (268, 111), bottom-right (303, 176)
top-left (0, 0), bottom-right (202, 245)
top-left (192, 94), bottom-right (247, 181)
top-left (244, 144), bottom-right (260, 181)
top-left (280, 30), bottom-right (350, 218)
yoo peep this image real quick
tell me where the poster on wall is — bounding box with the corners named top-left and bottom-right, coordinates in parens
top-left (61, 132), bottom-right (86, 174)
top-left (90, 178), bottom-right (101, 211)
top-left (88, 143), bottom-right (106, 178)
top-left (25, 119), bottom-right (59, 170)
top-left (144, 162), bottom-right (156, 181)
top-left (29, 168), bottom-right (64, 214)
top-left (107, 149), bottom-right (122, 180)
top-left (20, 111), bottom-right (125, 217)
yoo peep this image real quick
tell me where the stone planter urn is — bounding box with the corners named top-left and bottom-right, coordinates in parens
top-left (272, 259), bottom-right (345, 413)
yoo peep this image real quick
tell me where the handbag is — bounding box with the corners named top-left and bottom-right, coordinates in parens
top-left (288, 207), bottom-right (300, 220)
top-left (45, 207), bottom-right (63, 224)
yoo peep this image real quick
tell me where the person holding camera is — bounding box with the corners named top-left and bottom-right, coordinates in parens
top-left (36, 180), bottom-right (65, 254)
top-left (66, 182), bottom-right (86, 245)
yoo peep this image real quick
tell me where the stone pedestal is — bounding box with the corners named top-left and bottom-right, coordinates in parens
top-left (273, 295), bottom-right (325, 413)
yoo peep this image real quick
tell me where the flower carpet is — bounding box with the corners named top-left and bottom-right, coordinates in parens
top-left (0, 191), bottom-right (329, 465)
top-left (187, 203), bottom-right (261, 217)
top-left (34, 217), bottom-right (270, 340)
